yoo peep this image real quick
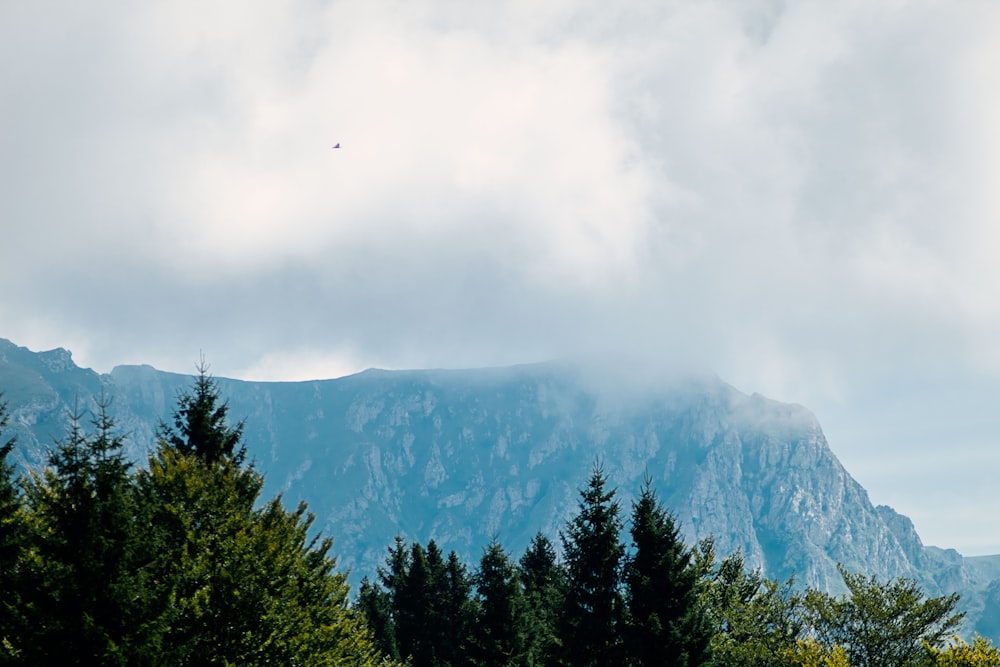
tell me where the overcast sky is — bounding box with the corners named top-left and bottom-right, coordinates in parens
top-left (3, 0), bottom-right (1000, 554)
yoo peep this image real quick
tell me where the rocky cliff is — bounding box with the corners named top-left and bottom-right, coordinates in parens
top-left (1, 337), bottom-right (996, 634)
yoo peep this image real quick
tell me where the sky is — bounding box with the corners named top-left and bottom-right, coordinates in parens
top-left (3, 0), bottom-right (1000, 554)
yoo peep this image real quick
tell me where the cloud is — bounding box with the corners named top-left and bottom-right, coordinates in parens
top-left (4, 0), bottom-right (1000, 552)
top-left (4, 0), bottom-right (998, 385)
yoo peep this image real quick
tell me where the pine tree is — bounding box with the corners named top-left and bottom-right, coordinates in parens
top-left (558, 463), bottom-right (626, 667)
top-left (396, 541), bottom-right (437, 666)
top-left (624, 475), bottom-right (712, 666)
top-left (142, 365), bottom-right (269, 661)
top-left (157, 361), bottom-right (244, 464)
top-left (519, 532), bottom-right (565, 666)
top-left (370, 538), bottom-right (476, 667)
top-left (366, 536), bottom-right (412, 660)
top-left (18, 397), bottom-right (167, 665)
top-left (470, 538), bottom-right (527, 667)
top-left (357, 575), bottom-right (399, 661)
top-left (439, 548), bottom-right (477, 666)
top-left (245, 497), bottom-right (382, 665)
top-left (0, 395), bottom-right (26, 661)
top-left (141, 372), bottom-right (384, 665)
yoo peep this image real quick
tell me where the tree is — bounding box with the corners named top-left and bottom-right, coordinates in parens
top-left (17, 397), bottom-right (167, 665)
top-left (786, 638), bottom-right (852, 667)
top-left (141, 373), bottom-right (384, 665)
top-left (804, 564), bottom-right (964, 667)
top-left (439, 547), bottom-right (477, 666)
top-left (0, 395), bottom-right (26, 661)
top-left (922, 634), bottom-right (1000, 666)
top-left (395, 540), bottom-right (437, 666)
top-left (157, 362), bottom-right (244, 464)
top-left (699, 542), bottom-right (804, 667)
top-left (357, 575), bottom-right (399, 661)
top-left (359, 537), bottom-right (412, 661)
top-left (377, 538), bottom-right (475, 667)
top-left (139, 432), bottom-right (261, 663)
top-left (558, 463), bottom-right (626, 666)
top-left (519, 533), bottom-right (565, 666)
top-left (624, 475), bottom-right (712, 666)
top-left (240, 497), bottom-right (382, 665)
top-left (470, 538), bottom-right (527, 667)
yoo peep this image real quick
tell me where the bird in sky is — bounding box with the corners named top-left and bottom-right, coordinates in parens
top-left (332, 143), bottom-right (341, 148)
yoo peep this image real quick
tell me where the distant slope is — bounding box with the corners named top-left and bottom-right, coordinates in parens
top-left (1, 337), bottom-right (997, 636)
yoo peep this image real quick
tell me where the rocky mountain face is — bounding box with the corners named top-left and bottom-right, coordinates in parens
top-left (2, 337), bottom-right (999, 635)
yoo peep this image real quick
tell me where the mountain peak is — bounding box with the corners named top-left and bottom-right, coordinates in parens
top-left (2, 337), bottom-right (999, 637)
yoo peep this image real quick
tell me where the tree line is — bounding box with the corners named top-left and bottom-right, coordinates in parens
top-left (0, 372), bottom-right (389, 665)
top-left (0, 375), bottom-right (998, 666)
top-left (356, 465), bottom-right (998, 667)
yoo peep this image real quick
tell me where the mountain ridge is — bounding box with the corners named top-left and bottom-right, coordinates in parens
top-left (2, 336), bottom-right (999, 636)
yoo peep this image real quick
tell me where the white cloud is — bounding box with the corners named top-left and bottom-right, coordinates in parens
top-left (238, 347), bottom-right (370, 382)
top-left (5, 0), bottom-right (1000, 553)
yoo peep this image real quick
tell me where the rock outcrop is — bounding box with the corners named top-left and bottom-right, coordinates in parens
top-left (1, 337), bottom-right (997, 635)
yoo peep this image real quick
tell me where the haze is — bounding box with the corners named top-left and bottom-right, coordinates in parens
top-left (2, 1), bottom-right (999, 554)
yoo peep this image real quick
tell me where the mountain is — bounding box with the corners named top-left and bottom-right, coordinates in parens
top-left (2, 337), bottom-right (999, 636)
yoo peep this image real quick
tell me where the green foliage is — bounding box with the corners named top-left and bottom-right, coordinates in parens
top-left (141, 374), bottom-right (383, 665)
top-left (360, 470), bottom-right (970, 667)
top-left (17, 397), bottom-right (168, 664)
top-left (470, 538), bottom-right (528, 667)
top-left (157, 362), bottom-right (244, 464)
top-left (363, 537), bottom-right (476, 667)
top-left (786, 638), bottom-right (852, 667)
top-left (358, 575), bottom-right (400, 661)
top-left (396, 540), bottom-right (439, 666)
top-left (2, 373), bottom-right (981, 667)
top-left (0, 395), bottom-right (25, 663)
top-left (922, 634), bottom-right (1000, 666)
top-left (624, 475), bottom-right (712, 667)
top-left (0, 374), bottom-right (391, 666)
top-left (699, 541), bottom-right (804, 667)
top-left (0, 391), bottom-right (15, 462)
top-left (558, 463), bottom-right (626, 666)
top-left (805, 564), bottom-right (964, 667)
top-left (519, 532), bottom-right (565, 666)
top-left (439, 548), bottom-right (478, 665)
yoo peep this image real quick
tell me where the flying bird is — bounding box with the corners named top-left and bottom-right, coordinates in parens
top-left (332, 143), bottom-right (341, 148)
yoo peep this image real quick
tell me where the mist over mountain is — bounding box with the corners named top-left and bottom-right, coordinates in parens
top-left (3, 336), bottom-right (999, 637)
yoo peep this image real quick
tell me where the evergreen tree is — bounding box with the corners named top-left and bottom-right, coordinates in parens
top-left (18, 397), bottom-right (167, 665)
top-left (357, 575), bottom-right (399, 661)
top-left (246, 497), bottom-right (382, 665)
top-left (558, 463), bottom-right (626, 667)
top-left (519, 532), bottom-right (565, 666)
top-left (439, 547), bottom-right (477, 666)
top-left (470, 538), bottom-right (527, 667)
top-left (395, 540), bottom-right (437, 666)
top-left (141, 373), bottom-right (384, 665)
top-left (624, 475), bottom-right (712, 667)
top-left (367, 536), bottom-right (412, 660)
top-left (157, 362), bottom-right (244, 464)
top-left (369, 537), bottom-right (476, 667)
top-left (0, 395), bottom-right (26, 662)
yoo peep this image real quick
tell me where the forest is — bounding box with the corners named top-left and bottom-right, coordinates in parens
top-left (0, 372), bottom-right (997, 666)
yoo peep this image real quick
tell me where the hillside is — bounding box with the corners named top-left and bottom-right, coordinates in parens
top-left (2, 337), bottom-right (998, 636)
